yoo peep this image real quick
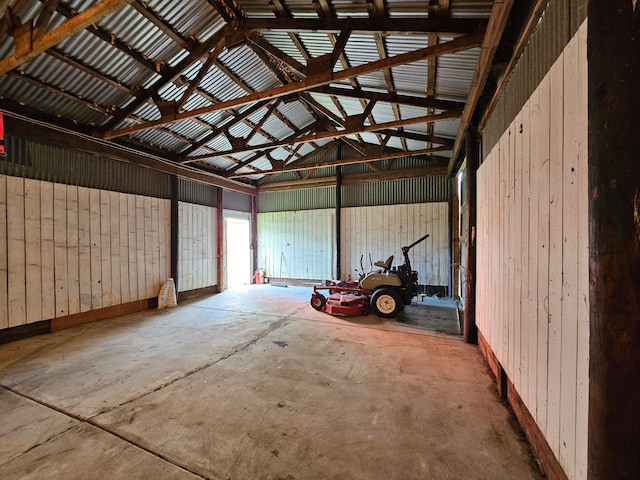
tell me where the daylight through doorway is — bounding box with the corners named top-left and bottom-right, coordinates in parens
top-left (225, 217), bottom-right (251, 288)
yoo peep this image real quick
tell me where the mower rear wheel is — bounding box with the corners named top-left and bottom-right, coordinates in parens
top-left (370, 288), bottom-right (403, 318)
top-left (310, 292), bottom-right (327, 311)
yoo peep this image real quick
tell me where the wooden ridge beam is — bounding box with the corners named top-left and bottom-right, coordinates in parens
top-left (103, 31), bottom-right (484, 139)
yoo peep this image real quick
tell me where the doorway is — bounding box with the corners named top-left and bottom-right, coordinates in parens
top-left (225, 217), bottom-right (251, 288)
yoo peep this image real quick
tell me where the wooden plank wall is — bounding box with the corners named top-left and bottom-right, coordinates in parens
top-left (257, 209), bottom-right (334, 281)
top-left (177, 202), bottom-right (217, 292)
top-left (0, 176), bottom-right (171, 329)
top-left (476, 22), bottom-right (588, 480)
top-left (341, 203), bottom-right (449, 287)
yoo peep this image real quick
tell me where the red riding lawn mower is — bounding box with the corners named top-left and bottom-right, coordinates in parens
top-left (310, 234), bottom-right (429, 318)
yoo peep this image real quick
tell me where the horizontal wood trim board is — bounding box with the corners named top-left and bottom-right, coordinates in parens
top-left (177, 285), bottom-right (219, 301)
top-left (0, 320), bottom-right (52, 345)
top-left (478, 330), bottom-right (567, 480)
top-left (50, 299), bottom-right (154, 332)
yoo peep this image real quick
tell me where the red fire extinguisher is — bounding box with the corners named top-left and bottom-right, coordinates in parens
top-left (255, 268), bottom-right (265, 284)
top-left (0, 112), bottom-right (5, 156)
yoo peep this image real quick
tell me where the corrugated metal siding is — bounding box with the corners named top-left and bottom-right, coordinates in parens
top-left (178, 178), bottom-right (218, 207)
top-left (342, 176), bottom-right (450, 207)
top-left (259, 175), bottom-right (449, 212)
top-left (482, 0), bottom-right (587, 156)
top-left (223, 190), bottom-right (253, 212)
top-left (258, 187), bottom-right (336, 212)
top-left (0, 135), bottom-right (171, 198)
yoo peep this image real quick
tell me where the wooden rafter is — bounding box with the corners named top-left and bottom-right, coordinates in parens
top-left (258, 164), bottom-right (449, 191)
top-left (448, 0), bottom-right (515, 174)
top-left (47, 1), bottom-right (159, 74)
top-left (178, 100), bottom-right (270, 157)
top-left (185, 109), bottom-right (461, 162)
top-left (131, 1), bottom-right (196, 50)
top-left (0, 0), bottom-right (135, 75)
top-left (229, 145), bottom-right (450, 178)
top-left (99, 29), bottom-right (226, 132)
top-left (6, 70), bottom-right (112, 117)
top-left (103, 30), bottom-right (484, 139)
top-left (46, 48), bottom-right (137, 97)
top-left (309, 86), bottom-right (464, 111)
top-left (243, 17), bottom-right (487, 36)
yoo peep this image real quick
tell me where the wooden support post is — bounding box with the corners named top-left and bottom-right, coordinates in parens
top-left (251, 194), bottom-right (258, 282)
top-left (216, 187), bottom-right (224, 291)
top-left (463, 127), bottom-right (478, 344)
top-left (170, 176), bottom-right (179, 293)
top-left (335, 145), bottom-right (342, 280)
top-left (450, 175), bottom-right (459, 299)
top-left (587, 3), bottom-right (640, 479)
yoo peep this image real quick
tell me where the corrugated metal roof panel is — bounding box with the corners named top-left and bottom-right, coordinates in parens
top-left (386, 0), bottom-right (431, 17)
top-left (436, 45), bottom-right (481, 100)
top-left (261, 31), bottom-right (305, 64)
top-left (450, 0), bottom-right (493, 18)
top-left (147, 0), bottom-right (223, 42)
top-left (0, 0), bottom-right (494, 184)
top-left (202, 156), bottom-right (236, 170)
top-left (343, 33), bottom-right (379, 68)
top-left (296, 32), bottom-right (335, 58)
top-left (218, 44), bottom-right (279, 93)
top-left (260, 115), bottom-right (296, 141)
top-left (276, 101), bottom-right (315, 130)
top-left (100, 5), bottom-right (187, 65)
top-left (58, 29), bottom-right (156, 89)
top-left (198, 65), bottom-right (248, 102)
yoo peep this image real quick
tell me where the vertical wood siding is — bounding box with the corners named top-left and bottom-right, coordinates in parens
top-left (340, 203), bottom-right (449, 286)
top-left (257, 210), bottom-right (334, 280)
top-left (177, 202), bottom-right (217, 292)
top-left (0, 176), bottom-right (171, 328)
top-left (476, 22), bottom-right (588, 480)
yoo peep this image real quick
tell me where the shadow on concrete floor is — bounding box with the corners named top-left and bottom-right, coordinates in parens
top-left (395, 296), bottom-right (461, 336)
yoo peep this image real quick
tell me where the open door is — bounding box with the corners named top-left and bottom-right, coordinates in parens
top-left (224, 216), bottom-right (251, 287)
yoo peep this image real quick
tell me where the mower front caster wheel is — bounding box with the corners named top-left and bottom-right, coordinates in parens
top-left (370, 288), bottom-right (403, 318)
top-left (310, 292), bottom-right (327, 311)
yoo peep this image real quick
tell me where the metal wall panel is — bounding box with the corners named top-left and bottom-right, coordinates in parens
top-left (223, 190), bottom-right (252, 212)
top-left (341, 203), bottom-right (450, 287)
top-left (482, 0), bottom-right (587, 156)
top-left (178, 178), bottom-right (218, 207)
top-left (342, 176), bottom-right (450, 207)
top-left (1, 135), bottom-right (171, 198)
top-left (258, 187), bottom-right (336, 212)
top-left (257, 209), bottom-right (335, 281)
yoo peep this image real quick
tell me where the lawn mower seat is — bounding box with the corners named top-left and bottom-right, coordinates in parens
top-left (374, 255), bottom-right (394, 272)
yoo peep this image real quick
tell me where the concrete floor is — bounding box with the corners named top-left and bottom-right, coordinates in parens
top-left (0, 285), bottom-right (542, 480)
